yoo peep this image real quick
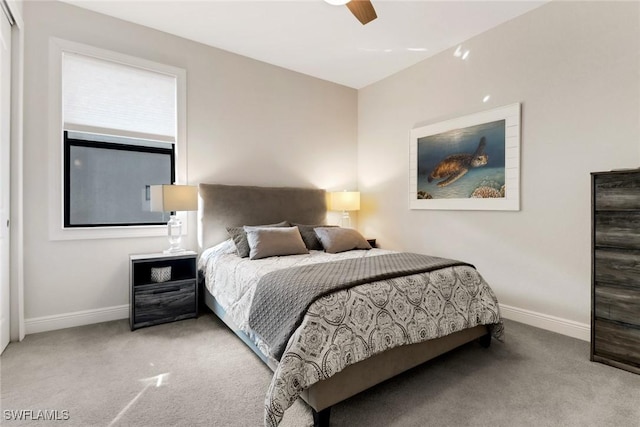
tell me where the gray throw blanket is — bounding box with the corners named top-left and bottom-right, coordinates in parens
top-left (248, 253), bottom-right (472, 360)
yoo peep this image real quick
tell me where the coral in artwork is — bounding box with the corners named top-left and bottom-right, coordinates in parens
top-left (470, 186), bottom-right (502, 198)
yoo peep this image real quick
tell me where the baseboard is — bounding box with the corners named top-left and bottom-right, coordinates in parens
top-left (23, 302), bottom-right (591, 342)
top-left (25, 305), bottom-right (129, 335)
top-left (500, 304), bottom-right (590, 342)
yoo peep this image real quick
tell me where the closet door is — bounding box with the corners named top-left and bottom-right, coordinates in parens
top-left (0, 4), bottom-right (12, 354)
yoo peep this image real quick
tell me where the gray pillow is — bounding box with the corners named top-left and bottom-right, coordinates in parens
top-left (245, 226), bottom-right (309, 260)
top-left (227, 221), bottom-right (289, 257)
top-left (314, 227), bottom-right (372, 254)
top-left (291, 223), bottom-right (337, 250)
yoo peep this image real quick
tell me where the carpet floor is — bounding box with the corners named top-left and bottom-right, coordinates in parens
top-left (1, 315), bottom-right (639, 427)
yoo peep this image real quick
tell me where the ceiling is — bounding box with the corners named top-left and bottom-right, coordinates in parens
top-left (61, 0), bottom-right (548, 89)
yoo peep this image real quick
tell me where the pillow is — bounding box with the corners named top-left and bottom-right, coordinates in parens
top-left (244, 226), bottom-right (309, 260)
top-left (314, 227), bottom-right (372, 254)
top-left (226, 221), bottom-right (289, 258)
top-left (291, 223), bottom-right (337, 250)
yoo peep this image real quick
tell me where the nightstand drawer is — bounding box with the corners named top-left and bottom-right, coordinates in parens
top-left (133, 280), bottom-right (196, 328)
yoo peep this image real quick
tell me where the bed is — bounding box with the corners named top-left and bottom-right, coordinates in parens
top-left (197, 183), bottom-right (503, 427)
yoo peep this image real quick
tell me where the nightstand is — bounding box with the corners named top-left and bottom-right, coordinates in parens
top-left (130, 251), bottom-right (198, 330)
top-left (367, 238), bottom-right (377, 248)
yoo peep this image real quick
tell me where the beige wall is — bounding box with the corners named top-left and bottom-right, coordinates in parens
top-left (357, 1), bottom-right (640, 332)
top-left (21, 0), bottom-right (640, 336)
top-left (22, 1), bottom-right (357, 321)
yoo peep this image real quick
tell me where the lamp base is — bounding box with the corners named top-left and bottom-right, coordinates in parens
top-left (163, 247), bottom-right (186, 254)
top-left (340, 211), bottom-right (352, 228)
top-left (165, 214), bottom-right (184, 253)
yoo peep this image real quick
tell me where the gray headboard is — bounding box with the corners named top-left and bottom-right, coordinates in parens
top-left (199, 183), bottom-right (327, 250)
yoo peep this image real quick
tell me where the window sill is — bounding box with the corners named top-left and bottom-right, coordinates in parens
top-left (49, 224), bottom-right (169, 241)
top-left (48, 211), bottom-right (190, 241)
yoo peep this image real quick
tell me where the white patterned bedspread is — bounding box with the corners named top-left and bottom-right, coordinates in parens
top-left (199, 240), bottom-right (503, 427)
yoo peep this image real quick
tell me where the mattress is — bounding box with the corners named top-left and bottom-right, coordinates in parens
top-left (199, 240), bottom-right (503, 427)
top-left (198, 239), bottom-right (397, 362)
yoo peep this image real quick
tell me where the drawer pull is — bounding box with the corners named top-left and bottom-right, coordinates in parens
top-left (152, 286), bottom-right (181, 294)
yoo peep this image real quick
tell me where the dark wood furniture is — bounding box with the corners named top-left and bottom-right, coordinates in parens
top-left (130, 251), bottom-right (198, 330)
top-left (366, 238), bottom-right (376, 248)
top-left (591, 170), bottom-right (640, 374)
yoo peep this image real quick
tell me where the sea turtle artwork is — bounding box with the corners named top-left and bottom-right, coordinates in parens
top-left (427, 137), bottom-right (488, 187)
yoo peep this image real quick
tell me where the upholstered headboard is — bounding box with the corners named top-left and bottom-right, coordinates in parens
top-left (199, 183), bottom-right (327, 250)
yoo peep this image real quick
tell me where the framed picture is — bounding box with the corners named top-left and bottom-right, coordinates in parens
top-left (409, 103), bottom-right (520, 211)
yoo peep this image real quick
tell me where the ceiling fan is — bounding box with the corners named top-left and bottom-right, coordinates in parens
top-left (325, 0), bottom-right (378, 25)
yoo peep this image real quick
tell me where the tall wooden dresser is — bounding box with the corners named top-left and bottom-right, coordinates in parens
top-left (591, 170), bottom-right (640, 374)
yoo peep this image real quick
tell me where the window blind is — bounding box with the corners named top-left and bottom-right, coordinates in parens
top-left (62, 52), bottom-right (177, 141)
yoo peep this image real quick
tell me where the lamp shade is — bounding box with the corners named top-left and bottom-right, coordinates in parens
top-left (150, 185), bottom-right (198, 212)
top-left (329, 191), bottom-right (360, 211)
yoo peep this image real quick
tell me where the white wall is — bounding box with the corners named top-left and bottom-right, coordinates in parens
top-left (357, 1), bottom-right (640, 338)
top-left (22, 1), bottom-right (357, 328)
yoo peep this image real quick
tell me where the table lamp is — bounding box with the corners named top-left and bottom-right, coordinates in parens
top-left (329, 191), bottom-right (360, 228)
top-left (150, 184), bottom-right (198, 253)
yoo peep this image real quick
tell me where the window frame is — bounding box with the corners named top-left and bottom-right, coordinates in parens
top-left (48, 38), bottom-right (188, 241)
top-left (63, 131), bottom-right (176, 228)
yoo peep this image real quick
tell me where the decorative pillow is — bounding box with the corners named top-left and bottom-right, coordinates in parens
top-left (314, 227), bottom-right (372, 254)
top-left (291, 223), bottom-right (337, 250)
top-left (244, 226), bottom-right (309, 260)
top-left (227, 221), bottom-right (289, 257)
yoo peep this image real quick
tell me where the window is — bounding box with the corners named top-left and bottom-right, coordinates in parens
top-left (49, 39), bottom-right (187, 239)
top-left (64, 131), bottom-right (175, 227)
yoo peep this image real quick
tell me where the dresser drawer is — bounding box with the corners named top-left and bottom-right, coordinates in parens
top-left (595, 284), bottom-right (640, 326)
top-left (594, 172), bottom-right (640, 210)
top-left (133, 280), bottom-right (196, 327)
top-left (594, 211), bottom-right (640, 249)
top-left (594, 249), bottom-right (640, 288)
top-left (594, 319), bottom-right (640, 368)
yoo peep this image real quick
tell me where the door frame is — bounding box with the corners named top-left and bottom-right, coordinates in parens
top-left (3, 0), bottom-right (24, 342)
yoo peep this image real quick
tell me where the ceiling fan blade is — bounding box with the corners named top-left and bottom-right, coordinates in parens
top-left (346, 0), bottom-right (377, 25)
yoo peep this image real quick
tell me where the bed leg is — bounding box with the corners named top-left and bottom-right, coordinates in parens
top-left (478, 332), bottom-right (491, 348)
top-left (312, 407), bottom-right (331, 427)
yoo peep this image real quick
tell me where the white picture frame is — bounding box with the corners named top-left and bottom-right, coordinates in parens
top-left (409, 103), bottom-right (521, 211)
